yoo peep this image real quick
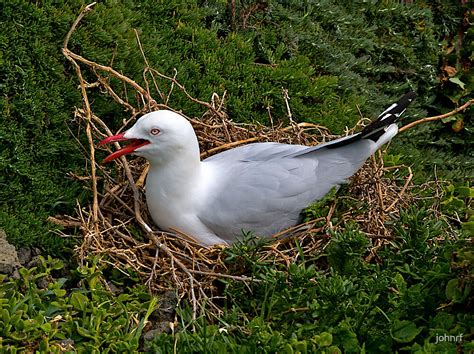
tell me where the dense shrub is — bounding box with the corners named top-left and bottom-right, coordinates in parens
top-left (0, 1), bottom-right (471, 250)
top-left (0, 1), bottom-right (472, 352)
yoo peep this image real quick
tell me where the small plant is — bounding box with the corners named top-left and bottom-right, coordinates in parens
top-left (0, 256), bottom-right (159, 352)
top-left (441, 183), bottom-right (474, 235)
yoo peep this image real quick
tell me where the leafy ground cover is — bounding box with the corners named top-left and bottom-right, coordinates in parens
top-left (0, 207), bottom-right (472, 352)
top-left (1, 256), bottom-right (159, 352)
top-left (0, 0), bottom-right (472, 352)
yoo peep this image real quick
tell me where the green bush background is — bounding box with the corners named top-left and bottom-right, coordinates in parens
top-left (0, 1), bottom-right (472, 352)
top-left (0, 1), bottom-right (472, 248)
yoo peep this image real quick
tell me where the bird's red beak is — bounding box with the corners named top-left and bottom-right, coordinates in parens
top-left (98, 132), bottom-right (150, 163)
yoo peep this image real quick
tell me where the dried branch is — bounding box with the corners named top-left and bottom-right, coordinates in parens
top-left (399, 98), bottom-right (473, 133)
top-left (61, 3), bottom-right (416, 320)
top-left (148, 67), bottom-right (226, 118)
top-left (63, 2), bottom-right (97, 49)
top-left (63, 48), bottom-right (153, 104)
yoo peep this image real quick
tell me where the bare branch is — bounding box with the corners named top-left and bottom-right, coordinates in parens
top-left (400, 99), bottom-right (473, 133)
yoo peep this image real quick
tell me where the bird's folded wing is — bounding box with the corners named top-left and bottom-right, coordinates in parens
top-left (199, 139), bottom-right (375, 242)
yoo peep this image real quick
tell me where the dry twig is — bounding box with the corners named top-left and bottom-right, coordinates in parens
top-left (399, 98), bottom-right (473, 133)
top-left (60, 3), bottom-right (424, 319)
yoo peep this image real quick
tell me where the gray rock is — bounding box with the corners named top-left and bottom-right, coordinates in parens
top-left (106, 281), bottom-right (124, 295)
top-left (17, 247), bottom-right (32, 266)
top-left (0, 229), bottom-right (20, 275)
top-left (157, 290), bottom-right (178, 321)
top-left (27, 256), bottom-right (43, 269)
top-left (142, 291), bottom-right (177, 344)
top-left (37, 276), bottom-right (52, 289)
top-left (143, 322), bottom-right (172, 340)
top-left (58, 338), bottom-right (75, 352)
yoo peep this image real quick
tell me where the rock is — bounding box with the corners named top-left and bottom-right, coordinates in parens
top-left (12, 269), bottom-right (20, 279)
top-left (155, 320), bottom-right (173, 334)
top-left (143, 321), bottom-right (173, 340)
top-left (106, 281), bottom-right (124, 295)
top-left (156, 290), bottom-right (178, 322)
top-left (58, 338), bottom-right (75, 352)
top-left (142, 290), bottom-right (177, 342)
top-left (26, 256), bottom-right (43, 269)
top-left (17, 247), bottom-right (32, 266)
top-left (0, 229), bottom-right (20, 275)
top-left (37, 276), bottom-right (52, 289)
top-left (142, 290), bottom-right (178, 346)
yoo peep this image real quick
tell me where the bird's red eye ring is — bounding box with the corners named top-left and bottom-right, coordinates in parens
top-left (150, 128), bottom-right (160, 135)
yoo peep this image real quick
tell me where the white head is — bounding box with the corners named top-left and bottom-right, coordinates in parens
top-left (98, 110), bottom-right (200, 165)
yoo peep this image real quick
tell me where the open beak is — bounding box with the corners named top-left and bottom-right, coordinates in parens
top-left (98, 132), bottom-right (150, 163)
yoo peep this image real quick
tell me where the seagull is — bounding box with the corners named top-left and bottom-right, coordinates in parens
top-left (99, 92), bottom-right (417, 246)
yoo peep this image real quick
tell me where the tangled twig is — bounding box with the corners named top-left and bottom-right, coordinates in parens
top-left (58, 3), bottom-right (426, 320)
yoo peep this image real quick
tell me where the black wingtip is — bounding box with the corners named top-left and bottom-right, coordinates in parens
top-left (405, 91), bottom-right (418, 100)
top-left (326, 92), bottom-right (417, 149)
top-left (395, 91), bottom-right (417, 111)
top-left (359, 91), bottom-right (417, 141)
top-left (376, 91), bottom-right (417, 119)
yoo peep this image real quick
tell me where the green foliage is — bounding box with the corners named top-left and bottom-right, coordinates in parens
top-left (326, 227), bottom-right (369, 275)
top-left (3, 226), bottom-right (469, 352)
top-left (0, 1), bottom-right (86, 251)
top-left (441, 183), bottom-right (473, 235)
top-left (302, 186), bottom-right (338, 224)
top-left (391, 1), bottom-right (473, 183)
top-left (1, 0), bottom-right (471, 251)
top-left (144, 208), bottom-right (472, 352)
top-left (0, 1), bottom-right (472, 350)
top-left (0, 256), bottom-right (158, 352)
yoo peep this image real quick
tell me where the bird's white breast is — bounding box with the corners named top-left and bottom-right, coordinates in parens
top-left (145, 162), bottom-right (225, 245)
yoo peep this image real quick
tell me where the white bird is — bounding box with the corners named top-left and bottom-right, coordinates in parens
top-left (99, 92), bottom-right (416, 246)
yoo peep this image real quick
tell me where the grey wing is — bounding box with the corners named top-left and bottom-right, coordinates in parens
top-left (203, 142), bottom-right (308, 162)
top-left (199, 140), bottom-right (376, 243)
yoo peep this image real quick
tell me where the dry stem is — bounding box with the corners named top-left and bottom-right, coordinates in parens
top-left (399, 98), bottom-right (473, 132)
top-left (60, 3), bottom-right (430, 319)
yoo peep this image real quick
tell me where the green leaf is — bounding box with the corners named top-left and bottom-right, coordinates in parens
top-left (390, 320), bottom-right (422, 343)
top-left (45, 303), bottom-right (64, 317)
top-left (445, 279), bottom-right (460, 301)
top-left (76, 324), bottom-right (95, 339)
top-left (15, 318), bottom-right (26, 331)
top-left (40, 322), bottom-right (51, 332)
top-left (393, 273), bottom-right (406, 293)
top-left (445, 278), bottom-right (471, 303)
top-left (462, 221), bottom-right (474, 236)
top-left (318, 332), bottom-right (333, 347)
top-left (431, 312), bottom-right (455, 330)
top-left (455, 186), bottom-right (474, 198)
top-left (53, 288), bottom-right (67, 297)
top-left (448, 77), bottom-right (465, 90)
top-left (70, 292), bottom-right (89, 312)
top-left (2, 309), bottom-right (10, 323)
top-left (383, 154), bottom-right (402, 167)
top-left (335, 322), bottom-right (360, 352)
top-left (441, 115), bottom-right (458, 124)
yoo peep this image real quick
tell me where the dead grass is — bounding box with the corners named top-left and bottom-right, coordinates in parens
top-left (52, 3), bottom-right (423, 319)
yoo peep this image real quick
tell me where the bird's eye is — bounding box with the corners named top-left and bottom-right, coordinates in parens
top-left (150, 128), bottom-right (160, 136)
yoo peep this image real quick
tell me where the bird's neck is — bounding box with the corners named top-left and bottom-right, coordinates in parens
top-left (146, 146), bottom-right (203, 199)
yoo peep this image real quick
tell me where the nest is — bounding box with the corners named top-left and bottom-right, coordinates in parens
top-left (52, 4), bottom-right (416, 319)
